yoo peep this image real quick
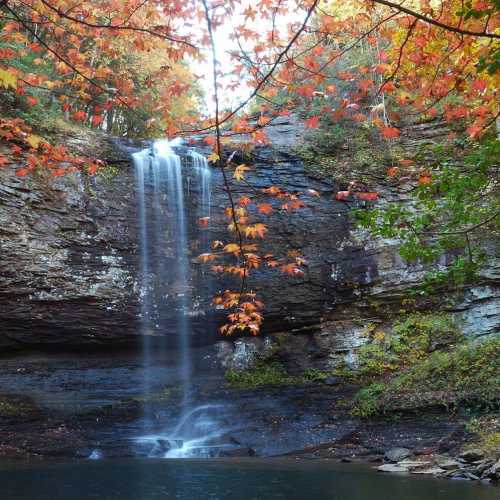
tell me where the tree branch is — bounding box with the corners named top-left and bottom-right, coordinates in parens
top-left (373, 0), bottom-right (500, 39)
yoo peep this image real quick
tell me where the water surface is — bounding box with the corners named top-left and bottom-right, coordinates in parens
top-left (0, 458), bottom-right (497, 500)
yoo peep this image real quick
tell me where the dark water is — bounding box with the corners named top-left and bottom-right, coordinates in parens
top-left (0, 459), bottom-right (497, 500)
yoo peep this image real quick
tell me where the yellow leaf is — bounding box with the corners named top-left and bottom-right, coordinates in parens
top-left (244, 223), bottom-right (267, 239)
top-left (224, 243), bottom-right (241, 254)
top-left (207, 152), bottom-right (219, 163)
top-left (234, 164), bottom-right (250, 181)
top-left (0, 69), bottom-right (17, 89)
top-left (26, 135), bottom-right (43, 149)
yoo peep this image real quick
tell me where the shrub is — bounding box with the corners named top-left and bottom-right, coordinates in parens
top-left (352, 337), bottom-right (500, 417)
top-left (356, 313), bottom-right (463, 378)
top-left (225, 360), bottom-right (298, 389)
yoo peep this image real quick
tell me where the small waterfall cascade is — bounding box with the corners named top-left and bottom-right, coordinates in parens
top-left (132, 139), bottom-right (228, 458)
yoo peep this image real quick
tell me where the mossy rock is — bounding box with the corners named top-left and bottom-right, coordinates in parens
top-left (0, 394), bottom-right (44, 422)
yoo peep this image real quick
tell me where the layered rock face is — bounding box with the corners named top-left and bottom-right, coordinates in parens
top-left (0, 123), bottom-right (498, 352)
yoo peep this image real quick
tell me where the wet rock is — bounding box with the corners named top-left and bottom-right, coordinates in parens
top-left (459, 449), bottom-right (484, 462)
top-left (377, 464), bottom-right (409, 473)
top-left (474, 459), bottom-right (495, 476)
top-left (484, 460), bottom-right (500, 480)
top-left (411, 467), bottom-right (445, 475)
top-left (435, 457), bottom-right (462, 470)
top-left (397, 460), bottom-right (432, 470)
top-left (384, 447), bottom-right (412, 463)
top-left (322, 376), bottom-right (342, 386)
top-left (464, 472), bottom-right (480, 481)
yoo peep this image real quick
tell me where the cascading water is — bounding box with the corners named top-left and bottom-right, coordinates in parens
top-left (132, 139), bottom-right (229, 458)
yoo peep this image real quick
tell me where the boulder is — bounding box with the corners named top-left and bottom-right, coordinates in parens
top-left (384, 447), bottom-right (412, 463)
top-left (435, 457), bottom-right (462, 470)
top-left (458, 449), bottom-right (485, 462)
top-left (411, 467), bottom-right (445, 475)
top-left (484, 460), bottom-right (500, 480)
top-left (398, 460), bottom-right (432, 470)
top-left (377, 464), bottom-right (409, 473)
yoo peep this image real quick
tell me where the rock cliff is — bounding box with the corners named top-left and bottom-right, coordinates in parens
top-left (0, 121), bottom-right (498, 353)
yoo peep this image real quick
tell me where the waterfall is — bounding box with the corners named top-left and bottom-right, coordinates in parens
top-left (132, 139), bottom-right (220, 458)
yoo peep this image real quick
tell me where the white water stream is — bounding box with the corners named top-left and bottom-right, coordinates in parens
top-left (132, 139), bottom-right (218, 458)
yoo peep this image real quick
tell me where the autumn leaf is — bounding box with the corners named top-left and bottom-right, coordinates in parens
top-left (16, 168), bottom-right (28, 177)
top-left (304, 115), bottom-right (320, 128)
top-left (233, 164), bottom-right (250, 181)
top-left (91, 115), bottom-right (104, 127)
top-left (336, 191), bottom-right (351, 201)
top-left (0, 69), bottom-right (17, 89)
top-left (88, 163), bottom-right (99, 175)
top-left (73, 111), bottom-right (86, 121)
top-left (25, 135), bottom-right (43, 149)
top-left (471, 79), bottom-right (487, 92)
top-left (26, 96), bottom-right (38, 106)
top-left (0, 155), bottom-right (9, 167)
top-left (207, 152), bottom-right (220, 163)
top-left (203, 136), bottom-right (216, 146)
top-left (223, 243), bottom-right (241, 255)
top-left (198, 216), bottom-right (210, 227)
top-left (387, 167), bottom-right (400, 177)
top-left (382, 127), bottom-right (400, 139)
top-left (238, 196), bottom-right (251, 206)
top-left (257, 203), bottom-right (273, 215)
top-left (355, 192), bottom-right (379, 201)
top-left (244, 223), bottom-right (267, 239)
top-left (262, 186), bottom-right (281, 196)
top-left (51, 168), bottom-right (66, 177)
top-left (198, 253), bottom-right (217, 263)
top-left (280, 263), bottom-right (304, 277)
top-left (419, 172), bottom-right (432, 185)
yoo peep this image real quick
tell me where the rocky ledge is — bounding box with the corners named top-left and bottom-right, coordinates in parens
top-left (377, 448), bottom-right (499, 483)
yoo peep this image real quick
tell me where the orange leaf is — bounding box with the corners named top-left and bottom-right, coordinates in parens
top-left (91, 115), bottom-right (104, 127)
top-left (257, 203), bottom-right (273, 215)
top-left (73, 111), bottom-right (86, 121)
top-left (382, 127), bottom-right (400, 139)
top-left (203, 136), bottom-right (216, 146)
top-left (355, 192), bottom-right (379, 201)
top-left (471, 79), bottom-right (487, 92)
top-left (304, 115), bottom-right (320, 128)
top-left (418, 172), bottom-right (432, 185)
top-left (244, 223), bottom-right (267, 239)
top-left (198, 216), bottom-right (210, 227)
top-left (238, 196), bottom-right (251, 207)
top-left (88, 164), bottom-right (98, 175)
top-left (387, 167), bottom-right (399, 177)
top-left (336, 190), bottom-right (350, 201)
